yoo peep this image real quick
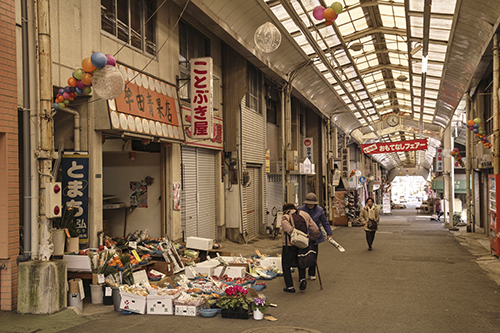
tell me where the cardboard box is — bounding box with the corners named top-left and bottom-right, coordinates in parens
top-left (150, 276), bottom-right (174, 288)
top-left (185, 264), bottom-right (217, 279)
top-left (186, 237), bottom-right (213, 251)
top-left (214, 266), bottom-right (246, 278)
top-left (68, 278), bottom-right (81, 294)
top-left (259, 257), bottom-right (282, 269)
top-left (174, 303), bottom-right (206, 316)
top-left (146, 295), bottom-right (176, 315)
top-left (120, 291), bottom-right (147, 314)
top-left (152, 261), bottom-right (174, 276)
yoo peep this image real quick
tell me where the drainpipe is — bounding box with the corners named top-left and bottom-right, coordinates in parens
top-left (58, 107), bottom-right (80, 151)
top-left (37, 0), bottom-right (54, 260)
top-left (281, 88), bottom-right (286, 205)
top-left (466, 93), bottom-right (472, 233)
top-left (17, 0), bottom-right (32, 264)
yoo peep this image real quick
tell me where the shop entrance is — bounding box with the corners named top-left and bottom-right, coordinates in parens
top-left (181, 146), bottom-right (216, 240)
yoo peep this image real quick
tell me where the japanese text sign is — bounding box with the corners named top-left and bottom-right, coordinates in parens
top-left (114, 66), bottom-right (180, 127)
top-left (341, 147), bottom-right (349, 178)
top-left (303, 138), bottom-right (313, 163)
top-left (181, 107), bottom-right (223, 150)
top-left (62, 153), bottom-right (89, 243)
top-left (436, 147), bottom-right (443, 172)
top-left (361, 139), bottom-right (428, 154)
top-left (190, 57), bottom-right (213, 139)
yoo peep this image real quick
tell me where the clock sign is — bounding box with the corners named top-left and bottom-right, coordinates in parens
top-left (387, 114), bottom-right (399, 127)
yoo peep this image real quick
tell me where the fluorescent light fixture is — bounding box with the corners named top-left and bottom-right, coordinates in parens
top-left (368, 125), bottom-right (374, 131)
top-left (422, 56), bottom-right (428, 74)
top-left (410, 44), bottom-right (422, 56)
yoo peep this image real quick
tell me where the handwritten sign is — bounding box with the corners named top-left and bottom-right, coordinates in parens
top-left (361, 139), bottom-right (428, 154)
top-left (190, 57), bottom-right (213, 139)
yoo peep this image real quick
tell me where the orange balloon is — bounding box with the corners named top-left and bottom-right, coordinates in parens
top-left (81, 73), bottom-right (93, 86)
top-left (475, 133), bottom-right (480, 137)
top-left (57, 95), bottom-right (65, 102)
top-left (82, 57), bottom-right (96, 72)
top-left (325, 20), bottom-right (333, 26)
top-left (68, 77), bottom-right (77, 87)
top-left (467, 120), bottom-right (475, 127)
top-left (323, 7), bottom-right (337, 21)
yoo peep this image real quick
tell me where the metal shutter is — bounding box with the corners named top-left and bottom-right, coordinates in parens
top-left (266, 174), bottom-right (282, 227)
top-left (181, 146), bottom-right (197, 238)
top-left (244, 166), bottom-right (261, 239)
top-left (197, 149), bottom-right (216, 240)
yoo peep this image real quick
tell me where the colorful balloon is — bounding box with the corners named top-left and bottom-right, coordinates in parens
top-left (68, 77), bottom-right (77, 87)
top-left (106, 54), bottom-right (117, 67)
top-left (53, 102), bottom-right (60, 110)
top-left (58, 102), bottom-right (65, 109)
top-left (74, 68), bottom-right (84, 80)
top-left (63, 92), bottom-right (70, 99)
top-left (82, 57), bottom-right (96, 73)
top-left (83, 86), bottom-right (92, 94)
top-left (325, 20), bottom-right (333, 26)
top-left (473, 123), bottom-right (479, 128)
top-left (313, 6), bottom-right (325, 20)
top-left (467, 119), bottom-right (475, 127)
top-left (63, 99), bottom-right (70, 105)
top-left (473, 128), bottom-right (478, 133)
top-left (58, 88), bottom-right (65, 95)
top-left (91, 52), bottom-right (107, 69)
top-left (323, 7), bottom-right (337, 21)
top-left (75, 87), bottom-right (83, 95)
top-left (474, 117), bottom-right (481, 124)
top-left (76, 81), bottom-right (86, 90)
top-left (81, 73), bottom-right (93, 86)
top-left (57, 95), bottom-right (65, 102)
top-left (330, 2), bottom-right (343, 14)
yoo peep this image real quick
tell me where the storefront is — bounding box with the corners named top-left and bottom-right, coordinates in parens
top-left (180, 107), bottom-right (223, 240)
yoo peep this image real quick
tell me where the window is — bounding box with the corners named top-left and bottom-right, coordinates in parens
top-left (178, 21), bottom-right (211, 101)
top-left (247, 64), bottom-right (263, 114)
top-left (101, 0), bottom-right (157, 55)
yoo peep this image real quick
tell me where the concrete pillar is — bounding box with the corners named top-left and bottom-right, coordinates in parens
top-left (17, 261), bottom-right (67, 314)
top-left (493, 34), bottom-right (499, 174)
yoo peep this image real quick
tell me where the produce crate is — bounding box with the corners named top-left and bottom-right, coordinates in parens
top-left (221, 307), bottom-right (250, 319)
top-left (174, 303), bottom-right (205, 316)
top-left (119, 292), bottom-right (146, 314)
top-left (146, 295), bottom-right (175, 315)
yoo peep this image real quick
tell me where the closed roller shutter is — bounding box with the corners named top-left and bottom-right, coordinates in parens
top-left (244, 166), bottom-right (261, 239)
top-left (266, 175), bottom-right (282, 227)
top-left (181, 146), bottom-right (216, 240)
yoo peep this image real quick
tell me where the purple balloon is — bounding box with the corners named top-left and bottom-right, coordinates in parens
top-left (313, 6), bottom-right (325, 20)
top-left (106, 54), bottom-right (116, 67)
top-left (58, 88), bottom-right (65, 95)
top-left (76, 81), bottom-right (87, 89)
top-left (64, 86), bottom-right (72, 93)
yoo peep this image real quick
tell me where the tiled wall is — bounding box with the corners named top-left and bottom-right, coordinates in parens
top-left (0, 0), bottom-right (19, 311)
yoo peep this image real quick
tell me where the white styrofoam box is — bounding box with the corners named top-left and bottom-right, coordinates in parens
top-left (260, 257), bottom-right (282, 269)
top-left (146, 295), bottom-right (175, 315)
top-left (63, 252), bottom-right (97, 272)
top-left (185, 264), bottom-right (218, 279)
top-left (215, 256), bottom-right (247, 264)
top-left (174, 303), bottom-right (206, 316)
top-left (120, 292), bottom-right (146, 314)
top-left (213, 266), bottom-right (246, 278)
top-left (186, 237), bottom-right (213, 251)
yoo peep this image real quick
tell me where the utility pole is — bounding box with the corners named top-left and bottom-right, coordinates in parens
top-left (493, 34), bottom-right (500, 174)
top-left (37, 0), bottom-right (54, 260)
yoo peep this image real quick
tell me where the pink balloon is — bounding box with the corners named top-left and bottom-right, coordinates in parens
top-left (63, 92), bottom-right (70, 99)
top-left (106, 54), bottom-right (116, 67)
top-left (313, 6), bottom-right (325, 20)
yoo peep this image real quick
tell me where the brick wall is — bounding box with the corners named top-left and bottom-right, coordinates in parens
top-left (0, 0), bottom-right (19, 311)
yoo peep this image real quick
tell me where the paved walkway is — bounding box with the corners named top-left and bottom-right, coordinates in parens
top-left (2, 208), bottom-right (500, 332)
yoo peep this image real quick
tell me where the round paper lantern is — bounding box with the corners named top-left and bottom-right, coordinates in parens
top-left (355, 170), bottom-right (362, 177)
top-left (313, 6), bottom-right (325, 20)
top-left (467, 119), bottom-right (475, 127)
top-left (331, 2), bottom-right (343, 14)
top-left (323, 7), bottom-right (337, 21)
top-left (92, 65), bottom-right (125, 100)
top-left (254, 22), bottom-right (282, 53)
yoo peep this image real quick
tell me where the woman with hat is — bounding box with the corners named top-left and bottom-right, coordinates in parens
top-left (299, 192), bottom-right (333, 280)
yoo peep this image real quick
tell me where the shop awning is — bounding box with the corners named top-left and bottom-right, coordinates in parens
top-left (431, 175), bottom-right (470, 194)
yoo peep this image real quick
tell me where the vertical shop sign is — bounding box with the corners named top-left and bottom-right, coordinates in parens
top-left (341, 148), bottom-right (349, 178)
top-left (265, 149), bottom-right (271, 173)
top-left (62, 153), bottom-right (89, 242)
top-left (190, 57), bottom-right (213, 139)
top-left (303, 138), bottom-right (313, 163)
top-left (436, 147), bottom-right (443, 172)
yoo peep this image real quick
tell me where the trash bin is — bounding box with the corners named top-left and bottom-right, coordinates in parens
top-left (68, 292), bottom-right (83, 311)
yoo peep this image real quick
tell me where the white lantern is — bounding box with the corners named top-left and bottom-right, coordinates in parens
top-left (93, 65), bottom-right (125, 100)
top-left (254, 22), bottom-right (281, 53)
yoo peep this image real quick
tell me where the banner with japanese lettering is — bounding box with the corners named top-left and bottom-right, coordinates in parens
top-left (435, 147), bottom-right (443, 172)
top-left (181, 107), bottom-right (223, 150)
top-left (190, 57), bottom-right (213, 139)
top-left (62, 153), bottom-right (89, 244)
top-left (360, 139), bottom-right (428, 154)
top-left (109, 64), bottom-right (185, 141)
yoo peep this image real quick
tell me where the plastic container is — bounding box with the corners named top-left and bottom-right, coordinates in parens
top-left (221, 307), bottom-right (250, 319)
top-left (52, 229), bottom-right (66, 255)
top-left (112, 287), bottom-right (121, 312)
top-left (68, 292), bottom-right (82, 311)
top-left (90, 284), bottom-right (103, 304)
top-left (103, 286), bottom-right (113, 305)
top-left (253, 309), bottom-right (264, 320)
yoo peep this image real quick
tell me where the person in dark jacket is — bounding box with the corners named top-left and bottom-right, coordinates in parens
top-left (299, 192), bottom-right (332, 280)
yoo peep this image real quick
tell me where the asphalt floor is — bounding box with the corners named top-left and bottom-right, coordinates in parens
top-left (2, 206), bottom-right (500, 333)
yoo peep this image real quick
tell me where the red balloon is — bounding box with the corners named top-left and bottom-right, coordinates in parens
top-left (325, 20), bottom-right (333, 26)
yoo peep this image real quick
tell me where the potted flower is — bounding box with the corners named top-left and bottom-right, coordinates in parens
top-left (249, 296), bottom-right (269, 320)
top-left (216, 285), bottom-right (251, 319)
top-left (88, 248), bottom-right (114, 305)
top-left (52, 205), bottom-right (78, 255)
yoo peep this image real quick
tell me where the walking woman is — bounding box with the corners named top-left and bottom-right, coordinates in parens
top-left (299, 192), bottom-right (332, 280)
top-left (360, 197), bottom-right (379, 251)
top-left (281, 203), bottom-right (319, 293)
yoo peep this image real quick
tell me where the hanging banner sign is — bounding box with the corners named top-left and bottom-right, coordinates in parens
top-left (361, 139), bottom-right (428, 154)
top-left (62, 152), bottom-right (89, 244)
top-left (303, 138), bottom-right (313, 163)
top-left (181, 106), bottom-right (223, 150)
top-left (111, 64), bottom-right (184, 142)
top-left (436, 147), bottom-right (443, 172)
top-left (190, 57), bottom-right (213, 139)
top-left (341, 147), bottom-right (349, 178)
